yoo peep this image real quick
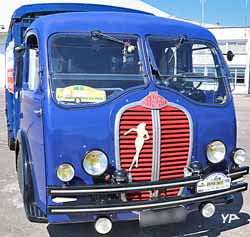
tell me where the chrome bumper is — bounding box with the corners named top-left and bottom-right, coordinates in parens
top-left (47, 166), bottom-right (249, 214)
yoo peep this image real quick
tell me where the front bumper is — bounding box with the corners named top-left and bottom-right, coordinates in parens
top-left (47, 166), bottom-right (249, 215)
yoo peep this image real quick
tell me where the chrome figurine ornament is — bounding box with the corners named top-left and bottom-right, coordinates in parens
top-left (124, 122), bottom-right (150, 171)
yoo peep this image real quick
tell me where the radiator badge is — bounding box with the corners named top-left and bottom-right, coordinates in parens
top-left (124, 123), bottom-right (150, 171)
top-left (141, 91), bottom-right (168, 109)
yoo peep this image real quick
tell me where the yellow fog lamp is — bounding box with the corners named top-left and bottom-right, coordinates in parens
top-left (56, 164), bottom-right (75, 182)
top-left (232, 149), bottom-right (246, 165)
top-left (206, 141), bottom-right (226, 164)
top-left (83, 150), bottom-right (108, 176)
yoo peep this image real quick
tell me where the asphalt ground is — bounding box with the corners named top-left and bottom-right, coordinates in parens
top-left (0, 89), bottom-right (249, 237)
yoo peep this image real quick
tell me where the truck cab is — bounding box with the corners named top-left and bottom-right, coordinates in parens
top-left (5, 3), bottom-right (249, 234)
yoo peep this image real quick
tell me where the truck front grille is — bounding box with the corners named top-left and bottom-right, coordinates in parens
top-left (118, 101), bottom-right (191, 201)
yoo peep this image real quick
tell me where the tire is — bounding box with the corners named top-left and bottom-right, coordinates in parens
top-left (17, 144), bottom-right (47, 223)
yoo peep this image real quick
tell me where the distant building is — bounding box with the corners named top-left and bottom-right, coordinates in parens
top-left (209, 27), bottom-right (250, 94)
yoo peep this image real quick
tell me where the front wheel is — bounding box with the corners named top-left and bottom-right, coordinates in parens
top-left (17, 144), bottom-right (47, 223)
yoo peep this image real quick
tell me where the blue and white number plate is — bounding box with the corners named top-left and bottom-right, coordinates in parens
top-left (197, 173), bottom-right (231, 193)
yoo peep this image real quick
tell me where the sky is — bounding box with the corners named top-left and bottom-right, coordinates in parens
top-left (142, 0), bottom-right (250, 26)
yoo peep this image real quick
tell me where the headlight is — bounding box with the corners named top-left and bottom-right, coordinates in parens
top-left (233, 149), bottom-right (246, 165)
top-left (57, 164), bottom-right (75, 182)
top-left (207, 141), bottom-right (226, 164)
top-left (83, 150), bottom-right (108, 176)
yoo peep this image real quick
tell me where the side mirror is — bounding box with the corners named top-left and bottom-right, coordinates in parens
top-left (226, 50), bottom-right (235, 61)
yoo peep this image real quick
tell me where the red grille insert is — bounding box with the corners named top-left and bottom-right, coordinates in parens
top-left (119, 104), bottom-right (190, 200)
top-left (160, 106), bottom-right (190, 196)
top-left (120, 106), bottom-right (153, 183)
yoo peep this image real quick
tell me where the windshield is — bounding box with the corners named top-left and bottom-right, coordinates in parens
top-left (49, 34), bottom-right (145, 105)
top-left (148, 37), bottom-right (228, 104)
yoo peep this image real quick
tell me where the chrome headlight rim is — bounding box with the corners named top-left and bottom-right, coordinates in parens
top-left (206, 140), bottom-right (226, 164)
top-left (232, 148), bottom-right (246, 165)
top-left (82, 150), bottom-right (108, 176)
top-left (56, 163), bottom-right (75, 182)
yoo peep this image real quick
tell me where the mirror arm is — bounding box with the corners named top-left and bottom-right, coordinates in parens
top-left (14, 44), bottom-right (25, 53)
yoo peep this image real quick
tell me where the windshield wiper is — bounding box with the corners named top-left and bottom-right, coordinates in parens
top-left (91, 30), bottom-right (136, 50)
top-left (168, 35), bottom-right (187, 63)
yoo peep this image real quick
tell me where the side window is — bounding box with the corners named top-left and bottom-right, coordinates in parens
top-left (28, 49), bottom-right (39, 90)
top-left (26, 35), bottom-right (40, 91)
top-left (192, 44), bottom-right (219, 78)
top-left (191, 44), bottom-right (224, 96)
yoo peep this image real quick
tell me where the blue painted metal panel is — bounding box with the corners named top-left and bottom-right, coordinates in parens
top-left (11, 3), bottom-right (150, 20)
top-left (32, 12), bottom-right (217, 44)
top-left (21, 90), bottom-right (46, 213)
top-left (43, 86), bottom-right (235, 187)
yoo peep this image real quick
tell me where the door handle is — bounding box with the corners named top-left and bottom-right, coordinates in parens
top-left (33, 109), bottom-right (42, 117)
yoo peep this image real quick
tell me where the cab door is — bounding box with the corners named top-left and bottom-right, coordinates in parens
top-left (20, 34), bottom-right (46, 211)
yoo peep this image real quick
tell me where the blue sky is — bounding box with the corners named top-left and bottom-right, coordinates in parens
top-left (142, 0), bottom-right (250, 26)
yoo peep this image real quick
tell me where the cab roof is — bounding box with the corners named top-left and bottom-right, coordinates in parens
top-left (8, 3), bottom-right (150, 32)
top-left (30, 11), bottom-right (217, 44)
top-left (11, 3), bottom-right (149, 20)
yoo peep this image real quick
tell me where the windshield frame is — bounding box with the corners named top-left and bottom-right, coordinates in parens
top-left (145, 35), bottom-right (232, 107)
top-left (47, 32), bottom-right (150, 108)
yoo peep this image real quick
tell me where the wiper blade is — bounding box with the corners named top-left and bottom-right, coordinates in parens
top-left (168, 35), bottom-right (187, 63)
top-left (91, 30), bottom-right (135, 49)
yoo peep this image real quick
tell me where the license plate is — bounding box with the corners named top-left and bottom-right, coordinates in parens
top-left (197, 173), bottom-right (231, 193)
top-left (139, 206), bottom-right (187, 227)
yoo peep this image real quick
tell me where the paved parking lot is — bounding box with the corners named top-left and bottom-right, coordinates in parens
top-left (0, 89), bottom-right (249, 237)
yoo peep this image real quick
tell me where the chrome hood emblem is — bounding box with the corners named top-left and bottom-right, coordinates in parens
top-left (124, 122), bottom-right (150, 171)
top-left (141, 91), bottom-right (168, 109)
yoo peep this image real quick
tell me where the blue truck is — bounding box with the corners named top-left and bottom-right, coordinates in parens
top-left (5, 3), bottom-right (249, 234)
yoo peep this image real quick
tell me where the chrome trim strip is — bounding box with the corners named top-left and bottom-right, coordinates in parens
top-left (151, 109), bottom-right (156, 181)
top-left (227, 170), bottom-right (249, 177)
top-left (49, 179), bottom-right (199, 195)
top-left (156, 110), bottom-right (161, 181)
top-left (232, 178), bottom-right (245, 183)
top-left (50, 169), bottom-right (248, 195)
top-left (50, 186), bottom-right (246, 213)
top-left (52, 197), bottom-right (78, 203)
top-left (151, 110), bottom-right (161, 181)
